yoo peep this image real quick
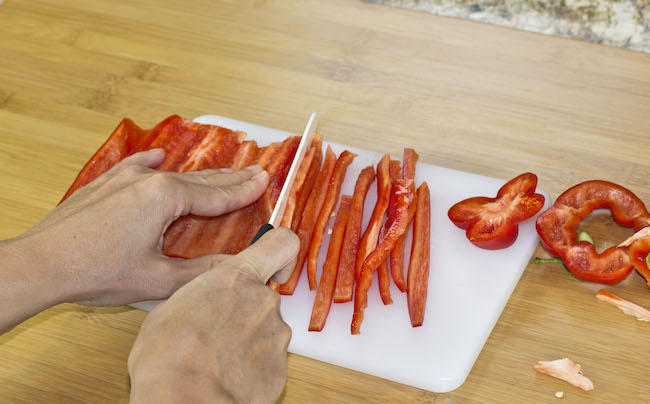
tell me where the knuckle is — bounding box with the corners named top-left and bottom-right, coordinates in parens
top-left (144, 172), bottom-right (179, 192)
top-left (118, 164), bottom-right (145, 179)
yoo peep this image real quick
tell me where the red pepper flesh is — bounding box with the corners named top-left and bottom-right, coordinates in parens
top-left (408, 182), bottom-right (431, 327)
top-left (448, 172), bottom-right (545, 250)
top-left (352, 179), bottom-right (415, 334)
top-left (307, 151), bottom-right (357, 290)
top-left (291, 134), bottom-right (323, 232)
top-left (355, 154), bottom-right (391, 279)
top-left (309, 195), bottom-right (352, 331)
top-left (333, 166), bottom-right (375, 303)
top-left (279, 146), bottom-right (337, 295)
top-left (536, 180), bottom-right (650, 284)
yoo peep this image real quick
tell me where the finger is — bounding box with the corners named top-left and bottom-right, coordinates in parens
top-left (270, 253), bottom-right (298, 284)
top-left (113, 149), bottom-right (166, 171)
top-left (174, 165), bottom-right (263, 187)
top-left (218, 228), bottom-right (300, 284)
top-left (162, 254), bottom-right (231, 292)
top-left (179, 170), bottom-right (270, 217)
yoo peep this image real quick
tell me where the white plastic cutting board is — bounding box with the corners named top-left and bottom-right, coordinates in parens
top-left (130, 115), bottom-right (551, 393)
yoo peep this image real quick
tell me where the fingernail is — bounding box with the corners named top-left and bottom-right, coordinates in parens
top-left (245, 165), bottom-right (263, 172)
top-left (220, 168), bottom-right (234, 173)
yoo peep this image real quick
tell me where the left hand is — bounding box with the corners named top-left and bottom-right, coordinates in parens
top-left (8, 148), bottom-right (269, 307)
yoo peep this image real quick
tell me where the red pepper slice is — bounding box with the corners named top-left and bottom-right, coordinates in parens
top-left (448, 173), bottom-right (545, 250)
top-left (408, 182), bottom-right (431, 327)
top-left (279, 146), bottom-right (337, 295)
top-left (536, 180), bottom-right (650, 284)
top-left (391, 148), bottom-right (419, 292)
top-left (309, 195), bottom-right (352, 331)
top-left (352, 179), bottom-right (415, 335)
top-left (280, 145), bottom-right (317, 228)
top-left (376, 160), bottom-right (402, 305)
top-left (355, 154), bottom-right (391, 279)
top-left (333, 166), bottom-right (375, 303)
top-left (291, 134), bottom-right (323, 232)
top-left (307, 151), bottom-right (357, 290)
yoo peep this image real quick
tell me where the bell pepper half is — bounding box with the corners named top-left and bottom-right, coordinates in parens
top-left (448, 172), bottom-right (545, 250)
top-left (536, 180), bottom-right (650, 284)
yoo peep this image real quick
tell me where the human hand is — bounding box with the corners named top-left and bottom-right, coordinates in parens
top-left (128, 228), bottom-right (299, 404)
top-left (14, 148), bottom-right (270, 307)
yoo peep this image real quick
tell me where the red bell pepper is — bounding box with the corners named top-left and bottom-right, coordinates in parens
top-left (407, 182), bottom-right (430, 327)
top-left (536, 180), bottom-right (650, 284)
top-left (307, 151), bottom-right (357, 290)
top-left (309, 195), bottom-right (352, 331)
top-left (352, 179), bottom-right (415, 334)
top-left (291, 134), bottom-right (323, 232)
top-left (279, 146), bottom-right (337, 295)
top-left (376, 160), bottom-right (402, 305)
top-left (280, 145), bottom-right (317, 228)
top-left (333, 166), bottom-right (375, 303)
top-left (355, 154), bottom-right (391, 279)
top-left (448, 173), bottom-right (545, 250)
top-left (391, 148), bottom-right (419, 292)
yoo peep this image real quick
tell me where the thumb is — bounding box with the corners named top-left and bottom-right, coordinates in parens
top-left (219, 228), bottom-right (299, 284)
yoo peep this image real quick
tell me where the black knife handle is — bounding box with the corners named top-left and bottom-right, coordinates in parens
top-left (250, 223), bottom-right (275, 245)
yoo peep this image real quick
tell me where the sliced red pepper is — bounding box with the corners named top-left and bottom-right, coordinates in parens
top-left (279, 146), bottom-right (337, 295)
top-left (355, 154), bottom-right (391, 279)
top-left (376, 160), bottom-right (402, 305)
top-left (291, 134), bottom-right (323, 232)
top-left (448, 173), bottom-right (545, 250)
top-left (391, 148), bottom-right (419, 292)
top-left (280, 145), bottom-right (317, 228)
top-left (333, 166), bottom-right (375, 303)
top-left (352, 179), bottom-right (415, 335)
top-left (407, 182), bottom-right (431, 327)
top-left (307, 150), bottom-right (357, 290)
top-left (536, 180), bottom-right (650, 284)
top-left (309, 195), bottom-right (352, 331)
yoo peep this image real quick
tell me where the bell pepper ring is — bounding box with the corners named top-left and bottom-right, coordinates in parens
top-left (536, 180), bottom-right (650, 284)
top-left (448, 173), bottom-right (545, 250)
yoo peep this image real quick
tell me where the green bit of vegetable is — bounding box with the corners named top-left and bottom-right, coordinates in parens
top-left (532, 257), bottom-right (564, 264)
top-left (576, 231), bottom-right (594, 245)
top-left (646, 252), bottom-right (650, 269)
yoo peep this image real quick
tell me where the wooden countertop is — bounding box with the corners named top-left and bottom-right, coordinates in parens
top-left (1, 0), bottom-right (649, 402)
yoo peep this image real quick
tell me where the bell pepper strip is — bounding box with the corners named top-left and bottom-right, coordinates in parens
top-left (309, 196), bottom-right (352, 331)
top-left (533, 358), bottom-right (594, 391)
top-left (307, 150), bottom-right (357, 290)
top-left (375, 160), bottom-right (402, 305)
top-left (448, 173), bottom-right (545, 250)
top-left (391, 148), bottom-right (419, 292)
top-left (279, 146), bottom-right (337, 295)
top-left (352, 179), bottom-right (415, 334)
top-left (280, 145), bottom-right (317, 228)
top-left (291, 133), bottom-right (323, 232)
top-left (333, 166), bottom-right (376, 303)
top-left (596, 289), bottom-right (650, 321)
top-left (407, 182), bottom-right (431, 327)
top-left (355, 154), bottom-right (391, 280)
top-left (376, 223), bottom-right (394, 305)
top-left (536, 180), bottom-right (650, 284)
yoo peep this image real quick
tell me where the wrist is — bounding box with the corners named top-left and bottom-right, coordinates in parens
top-left (0, 235), bottom-right (74, 331)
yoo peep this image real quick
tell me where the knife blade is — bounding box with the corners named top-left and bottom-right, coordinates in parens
top-left (250, 112), bottom-right (318, 244)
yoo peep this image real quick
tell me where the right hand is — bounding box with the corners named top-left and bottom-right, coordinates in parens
top-left (128, 228), bottom-right (300, 404)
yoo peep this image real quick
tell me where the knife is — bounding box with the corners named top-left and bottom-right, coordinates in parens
top-left (250, 112), bottom-right (319, 244)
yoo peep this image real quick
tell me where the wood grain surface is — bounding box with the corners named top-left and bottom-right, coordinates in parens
top-left (1, 0), bottom-right (650, 402)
